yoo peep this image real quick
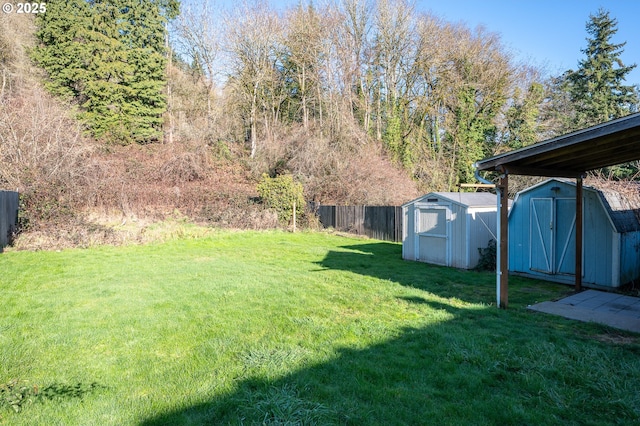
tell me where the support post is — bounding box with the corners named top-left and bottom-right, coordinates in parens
top-left (575, 176), bottom-right (583, 291)
top-left (498, 173), bottom-right (509, 308)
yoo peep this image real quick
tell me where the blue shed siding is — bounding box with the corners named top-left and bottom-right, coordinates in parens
top-left (620, 232), bottom-right (640, 284)
top-left (582, 190), bottom-right (615, 286)
top-left (508, 195), bottom-right (530, 274)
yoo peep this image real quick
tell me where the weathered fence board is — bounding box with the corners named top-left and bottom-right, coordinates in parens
top-left (0, 190), bottom-right (19, 251)
top-left (316, 205), bottom-right (336, 229)
top-left (312, 204), bottom-right (402, 242)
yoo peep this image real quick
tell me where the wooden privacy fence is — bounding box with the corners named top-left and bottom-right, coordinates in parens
top-left (312, 204), bottom-right (403, 242)
top-left (0, 190), bottom-right (19, 251)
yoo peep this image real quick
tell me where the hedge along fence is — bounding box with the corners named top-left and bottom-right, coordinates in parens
top-left (312, 204), bottom-right (402, 242)
top-left (0, 190), bottom-right (19, 251)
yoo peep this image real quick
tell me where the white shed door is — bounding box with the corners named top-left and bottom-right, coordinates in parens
top-left (416, 207), bottom-right (449, 266)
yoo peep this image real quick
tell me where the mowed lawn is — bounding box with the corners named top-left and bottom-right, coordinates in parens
top-left (1, 230), bottom-right (639, 425)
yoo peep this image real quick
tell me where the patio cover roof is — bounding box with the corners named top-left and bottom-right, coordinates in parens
top-left (475, 112), bottom-right (640, 177)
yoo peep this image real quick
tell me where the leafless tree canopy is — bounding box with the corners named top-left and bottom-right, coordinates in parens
top-left (168, 0), bottom-right (551, 195)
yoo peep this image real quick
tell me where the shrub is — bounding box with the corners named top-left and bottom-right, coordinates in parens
top-left (476, 239), bottom-right (497, 271)
top-left (256, 174), bottom-right (305, 225)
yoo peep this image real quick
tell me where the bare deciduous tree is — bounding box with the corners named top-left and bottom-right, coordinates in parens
top-left (172, 0), bottom-right (223, 123)
top-left (283, 3), bottom-right (329, 131)
top-left (224, 0), bottom-right (284, 158)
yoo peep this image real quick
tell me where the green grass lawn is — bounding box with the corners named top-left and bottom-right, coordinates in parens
top-left (1, 230), bottom-right (639, 425)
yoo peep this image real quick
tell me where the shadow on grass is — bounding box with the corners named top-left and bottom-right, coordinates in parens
top-left (312, 241), bottom-right (500, 304)
top-left (313, 241), bottom-right (571, 307)
top-left (139, 241), bottom-right (598, 425)
top-left (141, 322), bottom-right (525, 425)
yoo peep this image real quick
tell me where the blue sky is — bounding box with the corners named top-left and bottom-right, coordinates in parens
top-left (421, 0), bottom-right (640, 85)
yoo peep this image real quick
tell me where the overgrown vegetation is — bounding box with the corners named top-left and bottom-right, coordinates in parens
top-left (0, 231), bottom-right (638, 424)
top-left (171, 1), bottom-right (639, 189)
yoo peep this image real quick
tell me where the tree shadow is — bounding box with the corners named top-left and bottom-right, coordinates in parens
top-left (311, 241), bottom-right (500, 304)
top-left (139, 241), bottom-right (581, 425)
top-left (140, 322), bottom-right (517, 425)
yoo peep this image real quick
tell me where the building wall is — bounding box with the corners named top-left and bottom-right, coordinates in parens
top-left (620, 232), bottom-right (640, 285)
top-left (448, 202), bottom-right (466, 268)
top-left (582, 189), bottom-right (616, 286)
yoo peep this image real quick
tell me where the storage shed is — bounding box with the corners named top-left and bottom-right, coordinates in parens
top-left (402, 192), bottom-right (500, 269)
top-left (509, 178), bottom-right (640, 288)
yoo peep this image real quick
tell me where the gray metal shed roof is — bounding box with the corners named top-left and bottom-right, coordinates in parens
top-left (403, 192), bottom-right (499, 208)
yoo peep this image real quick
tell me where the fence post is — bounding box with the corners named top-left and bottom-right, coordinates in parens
top-left (292, 199), bottom-right (296, 233)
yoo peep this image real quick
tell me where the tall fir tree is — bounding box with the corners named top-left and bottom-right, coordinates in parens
top-left (32, 0), bottom-right (180, 144)
top-left (564, 8), bottom-right (639, 130)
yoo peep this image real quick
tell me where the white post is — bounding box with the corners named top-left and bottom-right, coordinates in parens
top-left (495, 185), bottom-right (501, 308)
top-left (292, 199), bottom-right (296, 233)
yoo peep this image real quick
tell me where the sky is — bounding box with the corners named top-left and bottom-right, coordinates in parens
top-left (183, 0), bottom-right (640, 86)
top-left (421, 0), bottom-right (640, 86)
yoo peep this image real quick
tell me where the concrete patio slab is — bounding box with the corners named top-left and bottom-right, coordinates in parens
top-left (528, 290), bottom-right (640, 334)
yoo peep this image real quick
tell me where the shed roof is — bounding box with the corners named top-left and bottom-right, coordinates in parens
top-left (475, 112), bottom-right (640, 177)
top-left (403, 192), bottom-right (498, 208)
top-left (591, 180), bottom-right (640, 233)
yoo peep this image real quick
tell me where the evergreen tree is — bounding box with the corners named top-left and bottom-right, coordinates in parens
top-left (32, 0), bottom-right (180, 144)
top-left (564, 8), bottom-right (639, 130)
